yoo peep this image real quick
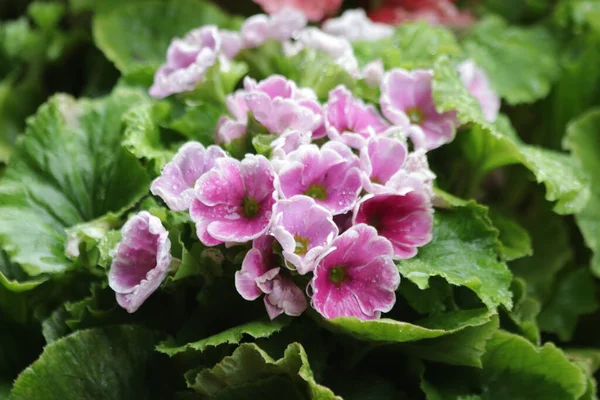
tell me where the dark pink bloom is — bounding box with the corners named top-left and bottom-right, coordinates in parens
top-left (325, 85), bottom-right (389, 149)
top-left (458, 60), bottom-right (500, 122)
top-left (108, 212), bottom-right (172, 313)
top-left (381, 68), bottom-right (458, 150)
top-left (235, 236), bottom-right (307, 319)
top-left (368, 0), bottom-right (474, 28)
top-left (353, 191), bottom-right (433, 259)
top-left (190, 155), bottom-right (277, 245)
top-left (310, 224), bottom-right (399, 320)
top-left (150, 142), bottom-right (226, 211)
top-left (277, 142), bottom-right (362, 215)
top-left (253, 0), bottom-right (342, 22)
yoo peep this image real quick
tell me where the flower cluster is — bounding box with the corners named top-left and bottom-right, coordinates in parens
top-left (111, 9), bottom-right (501, 320)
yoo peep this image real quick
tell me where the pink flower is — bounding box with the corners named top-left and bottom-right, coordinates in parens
top-left (108, 212), bottom-right (172, 313)
top-left (310, 224), bottom-right (399, 320)
top-left (253, 0), bottom-right (342, 22)
top-left (325, 85), bottom-right (389, 149)
top-left (290, 28), bottom-right (359, 75)
top-left (271, 129), bottom-right (312, 160)
top-left (353, 191), bottom-right (433, 259)
top-left (241, 8), bottom-right (307, 48)
top-left (190, 154), bottom-right (277, 246)
top-left (360, 135), bottom-right (408, 194)
top-left (149, 26), bottom-right (229, 99)
top-left (322, 9), bottom-right (394, 42)
top-left (368, 0), bottom-right (474, 28)
top-left (216, 75), bottom-right (323, 144)
top-left (361, 59), bottom-right (385, 87)
top-left (381, 68), bottom-right (458, 150)
top-left (458, 60), bottom-right (500, 122)
top-left (278, 142), bottom-right (362, 215)
top-left (388, 148), bottom-right (436, 198)
top-left (271, 195), bottom-right (338, 274)
top-left (235, 236), bottom-right (307, 319)
top-left (150, 142), bottom-right (226, 211)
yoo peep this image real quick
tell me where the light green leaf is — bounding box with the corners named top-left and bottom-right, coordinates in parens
top-left (93, 0), bottom-right (233, 74)
top-left (353, 22), bottom-right (461, 70)
top-left (10, 325), bottom-right (172, 400)
top-left (462, 16), bottom-right (560, 104)
top-left (157, 319), bottom-right (289, 356)
top-left (538, 268), bottom-right (598, 341)
top-left (187, 342), bottom-right (340, 399)
top-left (321, 308), bottom-right (495, 343)
top-left (401, 315), bottom-right (499, 368)
top-left (480, 330), bottom-right (587, 400)
top-left (0, 89), bottom-right (150, 276)
top-left (433, 56), bottom-right (590, 215)
top-left (398, 202), bottom-right (512, 309)
top-left (122, 100), bottom-right (175, 173)
top-left (504, 278), bottom-right (541, 344)
top-left (563, 109), bottom-right (600, 275)
top-left (27, 2), bottom-right (65, 31)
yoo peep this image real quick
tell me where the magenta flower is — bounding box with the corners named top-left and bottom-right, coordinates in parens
top-left (150, 142), bottom-right (226, 211)
top-left (190, 154), bottom-right (277, 246)
top-left (381, 69), bottom-right (457, 150)
top-left (149, 26), bottom-right (226, 99)
top-left (241, 8), bottom-right (307, 48)
top-left (310, 224), bottom-right (399, 320)
top-left (235, 236), bottom-right (307, 319)
top-left (253, 0), bottom-right (342, 22)
top-left (108, 212), bottom-right (172, 313)
top-left (353, 191), bottom-right (433, 259)
top-left (360, 135), bottom-right (408, 194)
top-left (458, 60), bottom-right (500, 122)
top-left (325, 85), bottom-right (389, 149)
top-left (271, 195), bottom-right (338, 274)
top-left (322, 9), bottom-right (394, 42)
top-left (387, 149), bottom-right (436, 198)
top-left (278, 142), bottom-right (362, 215)
top-left (216, 75), bottom-right (323, 144)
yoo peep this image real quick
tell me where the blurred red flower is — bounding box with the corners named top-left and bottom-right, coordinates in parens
top-left (253, 0), bottom-right (343, 22)
top-left (368, 0), bottom-right (474, 27)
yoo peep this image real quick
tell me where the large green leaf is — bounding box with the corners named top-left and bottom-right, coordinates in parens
top-left (10, 325), bottom-right (173, 400)
top-left (187, 342), bottom-right (340, 399)
top-left (489, 212), bottom-right (532, 261)
top-left (93, 0), bottom-right (233, 74)
top-left (353, 22), bottom-right (461, 70)
top-left (480, 330), bottom-right (587, 400)
top-left (157, 319), bottom-right (289, 356)
top-left (462, 16), bottom-right (560, 104)
top-left (563, 109), bottom-right (600, 275)
top-left (0, 89), bottom-right (150, 276)
top-left (433, 56), bottom-right (590, 215)
top-left (321, 308), bottom-right (495, 343)
top-left (398, 202), bottom-right (512, 309)
top-left (537, 268), bottom-right (598, 341)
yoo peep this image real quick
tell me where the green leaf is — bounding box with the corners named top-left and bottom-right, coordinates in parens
top-left (353, 22), bottom-right (461, 70)
top-left (320, 308), bottom-right (495, 343)
top-left (157, 319), bottom-right (289, 356)
top-left (27, 2), bottom-right (65, 31)
top-left (398, 277), bottom-right (454, 315)
top-left (398, 202), bottom-right (512, 309)
top-left (503, 278), bottom-right (541, 344)
top-left (489, 212), bottom-right (532, 261)
top-left (187, 342), bottom-right (340, 399)
top-left (462, 16), bottom-right (560, 104)
top-left (537, 268), bottom-right (598, 341)
top-left (401, 315), bottom-right (499, 367)
top-left (10, 325), bottom-right (174, 400)
top-left (122, 100), bottom-right (175, 173)
top-left (433, 56), bottom-right (590, 215)
top-left (0, 249), bottom-right (46, 293)
top-left (563, 109), bottom-right (600, 275)
top-left (93, 0), bottom-right (233, 74)
top-left (0, 89), bottom-right (150, 276)
top-left (480, 330), bottom-right (587, 400)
